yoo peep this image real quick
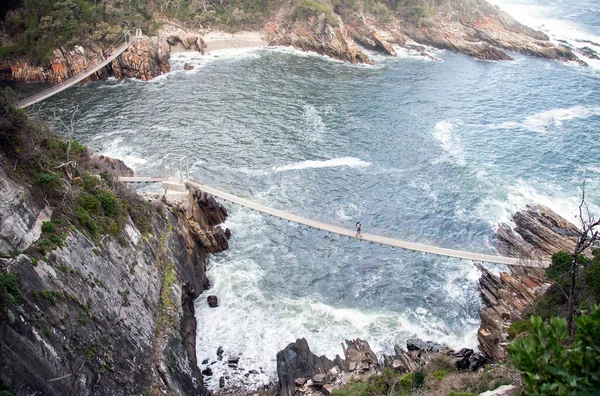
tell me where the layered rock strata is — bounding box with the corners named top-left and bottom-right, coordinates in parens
top-left (476, 264), bottom-right (550, 362)
top-left (495, 204), bottom-right (579, 260)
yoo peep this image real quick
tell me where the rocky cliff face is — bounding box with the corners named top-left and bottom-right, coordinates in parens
top-left (476, 204), bottom-right (580, 362)
top-left (476, 264), bottom-right (550, 362)
top-left (0, 165), bottom-right (230, 395)
top-left (264, 0), bottom-right (580, 65)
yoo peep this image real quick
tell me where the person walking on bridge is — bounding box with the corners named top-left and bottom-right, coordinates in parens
top-left (356, 222), bottom-right (362, 238)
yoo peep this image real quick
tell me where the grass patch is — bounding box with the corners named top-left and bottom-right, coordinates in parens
top-left (507, 318), bottom-right (533, 340)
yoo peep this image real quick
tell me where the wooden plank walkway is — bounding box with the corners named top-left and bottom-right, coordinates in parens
top-left (17, 41), bottom-right (131, 109)
top-left (118, 176), bottom-right (166, 183)
top-left (186, 181), bottom-right (550, 268)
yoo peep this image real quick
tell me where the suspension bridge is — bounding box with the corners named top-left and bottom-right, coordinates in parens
top-left (16, 30), bottom-right (141, 109)
top-left (119, 155), bottom-right (550, 268)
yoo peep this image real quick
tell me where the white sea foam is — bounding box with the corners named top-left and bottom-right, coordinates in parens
top-left (274, 157), bottom-right (372, 172)
top-left (522, 105), bottom-right (600, 134)
top-left (432, 120), bottom-right (467, 166)
top-left (195, 208), bottom-right (482, 391)
top-left (393, 43), bottom-right (444, 62)
top-left (301, 103), bottom-right (326, 142)
top-left (476, 179), bottom-right (587, 227)
top-left (97, 137), bottom-right (148, 171)
top-left (486, 105), bottom-right (600, 134)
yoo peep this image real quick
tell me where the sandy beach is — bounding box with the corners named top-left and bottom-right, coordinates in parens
top-left (202, 31), bottom-right (267, 51)
top-left (159, 23), bottom-right (268, 53)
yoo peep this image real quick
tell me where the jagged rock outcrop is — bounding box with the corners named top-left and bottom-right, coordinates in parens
top-left (279, 337), bottom-right (490, 396)
top-left (183, 189), bottom-right (230, 254)
top-left (167, 33), bottom-right (207, 55)
top-left (396, 0), bottom-right (580, 62)
top-left (476, 263), bottom-right (550, 362)
top-left (264, 13), bottom-right (375, 65)
top-left (277, 338), bottom-right (337, 396)
top-left (382, 339), bottom-right (486, 373)
top-left (495, 204), bottom-right (579, 260)
top-left (108, 35), bottom-right (171, 81)
top-left (92, 155), bottom-right (135, 177)
top-left (0, 165), bottom-right (230, 395)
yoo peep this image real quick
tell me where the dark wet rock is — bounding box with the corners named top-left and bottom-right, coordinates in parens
top-left (276, 338), bottom-right (336, 396)
top-left (207, 295), bottom-right (218, 308)
top-left (202, 358), bottom-right (209, 365)
top-left (202, 367), bottom-right (213, 376)
top-left (295, 378), bottom-right (307, 387)
top-left (219, 376), bottom-right (226, 388)
top-left (217, 346), bottom-right (224, 360)
top-left (406, 339), bottom-right (447, 353)
top-left (580, 46), bottom-right (600, 60)
top-left (184, 62), bottom-right (194, 70)
top-left (495, 204), bottom-right (579, 260)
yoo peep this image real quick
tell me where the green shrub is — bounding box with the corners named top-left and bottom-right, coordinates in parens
top-left (35, 172), bottom-right (61, 191)
top-left (41, 221), bottom-right (55, 233)
top-left (433, 369), bottom-right (450, 381)
top-left (78, 193), bottom-right (101, 213)
top-left (96, 189), bottom-right (119, 215)
top-left (0, 271), bottom-right (22, 314)
top-left (507, 305), bottom-right (600, 394)
top-left (414, 367), bottom-right (425, 387)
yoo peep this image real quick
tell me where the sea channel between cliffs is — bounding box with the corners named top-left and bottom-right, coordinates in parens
top-left (2, 0), bottom-right (600, 392)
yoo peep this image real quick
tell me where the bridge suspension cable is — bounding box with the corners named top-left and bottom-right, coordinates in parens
top-left (182, 180), bottom-right (550, 268)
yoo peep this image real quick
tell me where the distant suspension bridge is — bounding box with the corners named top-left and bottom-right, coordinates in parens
top-left (16, 29), bottom-right (142, 109)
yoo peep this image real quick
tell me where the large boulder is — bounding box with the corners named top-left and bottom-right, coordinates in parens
top-left (276, 338), bottom-right (335, 396)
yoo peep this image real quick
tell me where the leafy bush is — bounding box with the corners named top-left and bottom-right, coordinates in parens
top-left (0, 271), bottom-right (22, 315)
top-left (41, 221), bottom-right (55, 234)
top-left (507, 305), bottom-right (600, 394)
top-left (35, 172), bottom-right (61, 192)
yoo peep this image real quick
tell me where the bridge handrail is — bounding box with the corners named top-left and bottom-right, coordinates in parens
top-left (17, 32), bottom-right (132, 108)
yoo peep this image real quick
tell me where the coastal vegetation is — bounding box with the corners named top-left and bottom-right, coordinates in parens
top-left (0, 0), bottom-right (439, 65)
top-left (0, 89), bottom-right (152, 254)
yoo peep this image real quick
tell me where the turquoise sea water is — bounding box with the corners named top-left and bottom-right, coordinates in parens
top-left (19, 0), bottom-right (600, 389)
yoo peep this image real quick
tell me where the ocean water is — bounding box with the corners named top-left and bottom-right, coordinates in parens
top-left (19, 0), bottom-right (600, 390)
